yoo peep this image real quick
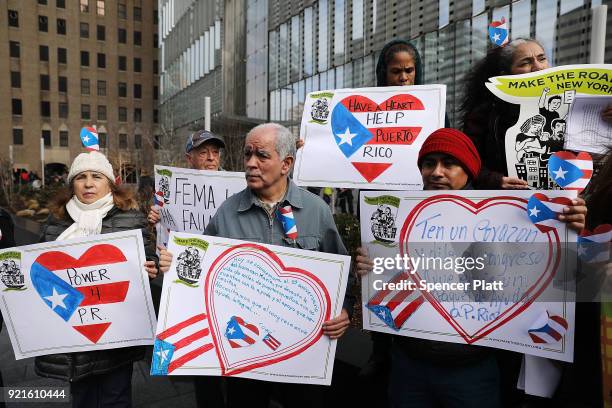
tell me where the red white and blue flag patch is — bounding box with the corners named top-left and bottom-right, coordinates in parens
top-left (79, 126), bottom-right (99, 151)
top-left (154, 191), bottom-right (165, 207)
top-left (488, 18), bottom-right (509, 47)
top-left (527, 193), bottom-right (573, 233)
top-left (262, 333), bottom-right (281, 351)
top-left (528, 311), bottom-right (568, 344)
top-left (277, 205), bottom-right (298, 240)
top-left (548, 151), bottom-right (593, 192)
top-left (225, 315), bottom-right (260, 348)
top-left (578, 224), bottom-right (612, 264)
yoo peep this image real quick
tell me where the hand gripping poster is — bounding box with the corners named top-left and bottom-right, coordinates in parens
top-left (360, 190), bottom-right (578, 362)
top-left (152, 232), bottom-right (351, 385)
top-left (153, 166), bottom-right (246, 248)
top-left (485, 64), bottom-right (612, 188)
top-left (0, 230), bottom-right (157, 359)
top-left (294, 85), bottom-right (446, 190)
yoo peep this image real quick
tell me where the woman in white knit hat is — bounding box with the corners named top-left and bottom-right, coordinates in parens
top-left (34, 151), bottom-right (158, 408)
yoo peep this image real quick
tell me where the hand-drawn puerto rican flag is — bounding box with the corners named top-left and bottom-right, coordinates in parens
top-left (79, 126), bottom-right (99, 151)
top-left (527, 193), bottom-right (572, 233)
top-left (30, 245), bottom-right (130, 343)
top-left (262, 333), bottom-right (281, 351)
top-left (528, 311), bottom-right (568, 344)
top-left (367, 272), bottom-right (425, 331)
top-left (151, 314), bottom-right (214, 375)
top-left (578, 224), bottom-right (612, 264)
top-left (330, 94), bottom-right (425, 182)
top-left (154, 191), bottom-right (165, 207)
top-left (277, 205), bottom-right (298, 240)
top-left (225, 316), bottom-right (260, 348)
top-left (488, 17), bottom-right (509, 47)
top-left (548, 151), bottom-right (593, 192)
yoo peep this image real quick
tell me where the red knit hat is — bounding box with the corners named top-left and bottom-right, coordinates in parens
top-left (417, 128), bottom-right (482, 179)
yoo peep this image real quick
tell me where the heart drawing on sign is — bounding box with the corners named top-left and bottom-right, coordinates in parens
top-left (398, 195), bottom-right (562, 344)
top-left (205, 243), bottom-right (331, 376)
top-left (330, 94), bottom-right (424, 182)
top-left (31, 244), bottom-right (130, 343)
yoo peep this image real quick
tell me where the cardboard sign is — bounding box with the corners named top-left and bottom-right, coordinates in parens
top-left (360, 190), bottom-right (577, 362)
top-left (154, 166), bottom-right (246, 248)
top-left (0, 230), bottom-right (157, 359)
top-left (294, 85), bottom-right (446, 190)
top-left (152, 232), bottom-right (351, 385)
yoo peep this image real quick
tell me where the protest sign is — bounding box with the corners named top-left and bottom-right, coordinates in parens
top-left (485, 64), bottom-right (612, 188)
top-left (0, 230), bottom-right (157, 359)
top-left (152, 232), bottom-right (351, 385)
top-left (360, 190), bottom-right (578, 362)
top-left (153, 166), bottom-right (246, 248)
top-left (294, 85), bottom-right (446, 190)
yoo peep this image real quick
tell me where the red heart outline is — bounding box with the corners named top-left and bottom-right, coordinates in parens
top-left (399, 195), bottom-right (561, 344)
top-left (204, 243), bottom-right (331, 376)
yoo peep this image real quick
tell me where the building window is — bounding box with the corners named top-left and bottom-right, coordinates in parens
top-left (40, 75), bottom-right (50, 91)
top-left (42, 130), bottom-right (51, 147)
top-left (134, 57), bottom-right (141, 72)
top-left (153, 9), bottom-right (158, 24)
top-left (153, 33), bottom-right (158, 48)
top-left (133, 7), bottom-right (141, 21)
top-left (133, 31), bottom-right (141, 46)
top-left (13, 129), bottom-right (23, 145)
top-left (97, 105), bottom-right (107, 120)
top-left (80, 22), bottom-right (89, 38)
top-left (40, 101), bottom-right (51, 117)
top-left (134, 108), bottom-right (142, 122)
top-left (10, 41), bottom-right (20, 58)
top-left (153, 109), bottom-right (158, 123)
top-left (81, 104), bottom-right (91, 119)
top-left (39, 45), bottom-right (49, 61)
top-left (59, 130), bottom-right (69, 147)
top-left (133, 84), bottom-right (142, 99)
top-left (57, 47), bottom-right (67, 63)
top-left (39, 0), bottom-right (48, 4)
top-left (96, 0), bottom-right (104, 15)
top-left (81, 79), bottom-right (90, 95)
top-left (59, 102), bottom-right (68, 118)
top-left (97, 53), bottom-right (106, 68)
top-left (97, 80), bottom-right (106, 96)
top-left (153, 59), bottom-right (158, 74)
top-left (39, 15), bottom-right (48, 32)
top-left (80, 0), bottom-right (89, 13)
top-left (153, 86), bottom-right (158, 100)
top-left (8, 10), bottom-right (19, 27)
top-left (58, 76), bottom-right (67, 92)
top-left (118, 2), bottom-right (127, 19)
top-left (119, 133), bottom-right (128, 149)
top-left (10, 71), bottom-right (21, 88)
top-left (118, 28), bottom-right (127, 43)
top-left (118, 56), bottom-right (127, 70)
top-left (56, 0), bottom-right (66, 8)
top-left (134, 134), bottom-right (142, 149)
top-left (56, 18), bottom-right (66, 35)
top-left (12, 99), bottom-right (22, 115)
top-left (80, 51), bottom-right (89, 66)
top-left (99, 132), bottom-right (107, 148)
top-left (154, 135), bottom-right (161, 149)
top-left (97, 25), bottom-right (105, 40)
top-left (118, 107), bottom-right (127, 122)
top-left (118, 82), bottom-right (127, 97)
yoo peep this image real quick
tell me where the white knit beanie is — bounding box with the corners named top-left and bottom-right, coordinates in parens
top-left (67, 151), bottom-right (115, 184)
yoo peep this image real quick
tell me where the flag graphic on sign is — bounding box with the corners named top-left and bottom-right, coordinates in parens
top-left (79, 127), bottom-right (99, 151)
top-left (151, 314), bottom-right (214, 375)
top-left (527, 193), bottom-right (572, 233)
top-left (262, 333), bottom-right (281, 351)
top-left (277, 205), bottom-right (298, 240)
top-left (578, 224), bottom-right (612, 264)
top-left (225, 316), bottom-right (260, 348)
top-left (528, 311), bottom-right (568, 344)
top-left (154, 191), bottom-right (165, 207)
top-left (548, 151), bottom-right (593, 192)
top-left (488, 18), bottom-right (509, 47)
top-left (367, 272), bottom-right (425, 331)
top-left (30, 245), bottom-right (130, 343)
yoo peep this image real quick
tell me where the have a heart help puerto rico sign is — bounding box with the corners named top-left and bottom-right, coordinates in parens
top-left (295, 86), bottom-right (446, 190)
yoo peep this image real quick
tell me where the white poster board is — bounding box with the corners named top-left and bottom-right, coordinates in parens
top-left (360, 190), bottom-right (577, 362)
top-left (294, 85), bottom-right (446, 190)
top-left (152, 232), bottom-right (351, 385)
top-left (0, 230), bottom-right (157, 359)
top-left (485, 64), bottom-right (612, 188)
top-left (154, 166), bottom-right (246, 248)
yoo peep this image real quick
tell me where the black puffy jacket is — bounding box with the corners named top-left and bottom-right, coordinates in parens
top-left (34, 206), bottom-right (157, 382)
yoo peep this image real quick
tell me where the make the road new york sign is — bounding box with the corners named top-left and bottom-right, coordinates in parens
top-left (0, 230), bottom-right (157, 359)
top-left (294, 85), bottom-right (446, 190)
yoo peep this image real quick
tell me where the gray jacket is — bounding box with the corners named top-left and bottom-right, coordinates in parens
top-left (205, 180), bottom-right (355, 315)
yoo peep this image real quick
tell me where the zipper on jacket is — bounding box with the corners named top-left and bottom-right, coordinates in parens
top-left (68, 354), bottom-right (75, 382)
